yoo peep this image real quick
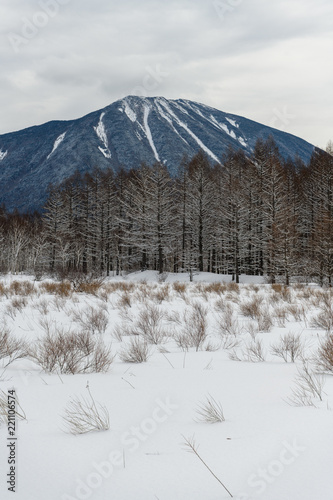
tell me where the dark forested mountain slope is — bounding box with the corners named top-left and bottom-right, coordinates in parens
top-left (0, 96), bottom-right (315, 211)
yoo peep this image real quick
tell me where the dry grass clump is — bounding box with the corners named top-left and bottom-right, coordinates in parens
top-left (111, 323), bottom-right (126, 342)
top-left (151, 284), bottom-right (170, 303)
top-left (193, 283), bottom-right (205, 294)
top-left (225, 282), bottom-right (239, 293)
top-left (94, 282), bottom-right (117, 297)
top-left (243, 339), bottom-right (266, 362)
top-left (293, 283), bottom-right (306, 291)
top-left (270, 333), bottom-right (303, 362)
top-left (166, 310), bottom-right (182, 326)
top-left (270, 284), bottom-right (293, 304)
top-left (40, 281), bottom-right (72, 297)
top-left (39, 317), bottom-right (56, 335)
top-left (34, 298), bottom-right (49, 315)
top-left (112, 314), bottom-right (138, 340)
top-left (173, 282), bottom-right (187, 297)
top-left (63, 384), bottom-right (109, 434)
top-left (71, 305), bottom-right (109, 335)
top-left (118, 291), bottom-right (132, 309)
top-left (76, 282), bottom-right (102, 295)
top-left (214, 297), bottom-right (226, 311)
top-left (308, 289), bottom-right (324, 308)
top-left (175, 303), bottom-right (208, 351)
top-left (97, 286), bottom-right (110, 302)
top-left (214, 303), bottom-right (241, 349)
top-left (195, 394), bottom-right (225, 423)
top-left (256, 308), bottom-right (273, 332)
top-left (119, 337), bottom-right (151, 363)
top-left (295, 286), bottom-right (312, 301)
top-left (4, 305), bottom-right (17, 320)
top-left (204, 341), bottom-right (221, 352)
top-left (5, 293), bottom-right (29, 315)
top-left (241, 294), bottom-right (275, 331)
top-left (106, 282), bottom-right (135, 293)
top-left (9, 280), bottom-right (36, 297)
top-left (0, 390), bottom-right (27, 425)
top-left (0, 326), bottom-right (28, 368)
top-left (245, 321), bottom-right (260, 339)
top-left (316, 334), bottom-right (333, 373)
top-left (132, 283), bottom-right (152, 303)
top-left (0, 283), bottom-right (9, 298)
top-left (204, 283), bottom-right (226, 295)
top-left (29, 328), bottom-right (113, 374)
top-left (311, 294), bottom-right (333, 332)
top-left (230, 339), bottom-right (266, 363)
top-left (219, 333), bottom-right (240, 350)
top-left (286, 363), bottom-right (325, 407)
top-left (11, 296), bottom-right (27, 312)
top-left (240, 296), bottom-right (263, 319)
top-left (64, 273), bottom-right (102, 293)
top-left (273, 306), bottom-right (289, 327)
top-left (51, 295), bottom-right (68, 312)
top-left (281, 286), bottom-right (292, 303)
top-left (135, 304), bottom-right (166, 344)
top-left (271, 283), bottom-right (283, 294)
top-left (215, 303), bottom-right (241, 337)
top-left (247, 284), bottom-right (260, 293)
top-left (287, 304), bottom-right (307, 323)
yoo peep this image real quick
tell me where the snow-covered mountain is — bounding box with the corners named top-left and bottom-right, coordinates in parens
top-left (0, 96), bottom-right (315, 212)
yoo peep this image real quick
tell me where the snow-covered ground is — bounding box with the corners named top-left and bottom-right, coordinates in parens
top-left (0, 273), bottom-right (332, 500)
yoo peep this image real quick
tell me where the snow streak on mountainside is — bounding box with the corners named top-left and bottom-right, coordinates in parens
top-left (156, 98), bottom-right (219, 162)
top-left (0, 96), bottom-right (316, 212)
top-left (94, 112), bottom-right (112, 159)
top-left (142, 104), bottom-right (160, 162)
top-left (123, 99), bottom-right (137, 123)
top-left (0, 149), bottom-right (8, 161)
top-left (47, 132), bottom-right (66, 160)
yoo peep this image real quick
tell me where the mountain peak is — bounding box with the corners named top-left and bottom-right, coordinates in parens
top-left (0, 97), bottom-right (315, 212)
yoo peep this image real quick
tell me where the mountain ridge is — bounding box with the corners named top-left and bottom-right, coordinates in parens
top-left (0, 96), bottom-right (316, 212)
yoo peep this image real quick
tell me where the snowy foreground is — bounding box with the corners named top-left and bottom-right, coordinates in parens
top-left (0, 272), bottom-right (333, 500)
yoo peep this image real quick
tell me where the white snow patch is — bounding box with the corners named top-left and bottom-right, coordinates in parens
top-left (0, 149), bottom-right (8, 161)
top-left (172, 101), bottom-right (190, 115)
top-left (94, 113), bottom-right (111, 159)
top-left (238, 137), bottom-right (248, 148)
top-left (97, 146), bottom-right (110, 158)
top-left (187, 108), bottom-right (228, 135)
top-left (209, 115), bottom-right (237, 139)
top-left (142, 105), bottom-right (160, 162)
top-left (226, 117), bottom-right (239, 128)
top-left (208, 114), bottom-right (221, 129)
top-left (47, 133), bottom-right (66, 160)
top-left (94, 113), bottom-right (108, 146)
top-left (155, 100), bottom-right (189, 145)
top-left (159, 101), bottom-right (220, 162)
top-left (220, 123), bottom-right (237, 139)
top-left (123, 101), bottom-right (137, 123)
top-left (187, 103), bottom-right (205, 118)
top-left (0, 273), bottom-right (331, 500)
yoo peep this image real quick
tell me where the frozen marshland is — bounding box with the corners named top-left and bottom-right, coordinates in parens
top-left (0, 271), bottom-right (333, 500)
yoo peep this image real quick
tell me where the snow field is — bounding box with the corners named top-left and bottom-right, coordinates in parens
top-left (0, 273), bottom-right (332, 500)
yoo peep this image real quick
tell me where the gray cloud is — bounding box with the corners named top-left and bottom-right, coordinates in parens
top-left (0, 0), bottom-right (332, 147)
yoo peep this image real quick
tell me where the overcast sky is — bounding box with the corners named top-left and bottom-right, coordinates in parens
top-left (0, 0), bottom-right (332, 148)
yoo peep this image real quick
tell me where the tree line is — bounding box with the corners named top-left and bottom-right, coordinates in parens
top-left (0, 136), bottom-right (332, 285)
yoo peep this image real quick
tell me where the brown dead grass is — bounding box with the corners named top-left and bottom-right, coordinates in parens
top-left (40, 281), bottom-right (72, 297)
